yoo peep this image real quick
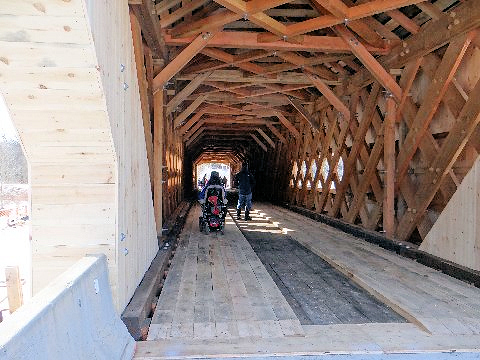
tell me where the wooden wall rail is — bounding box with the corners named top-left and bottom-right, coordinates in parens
top-left (280, 20), bottom-right (480, 270)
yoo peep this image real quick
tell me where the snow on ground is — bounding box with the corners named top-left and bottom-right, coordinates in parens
top-left (0, 184), bottom-right (31, 322)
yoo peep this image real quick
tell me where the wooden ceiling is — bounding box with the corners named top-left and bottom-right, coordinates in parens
top-left (129, 0), bottom-right (468, 162)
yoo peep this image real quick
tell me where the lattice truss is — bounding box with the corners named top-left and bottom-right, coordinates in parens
top-left (129, 0), bottom-right (480, 243)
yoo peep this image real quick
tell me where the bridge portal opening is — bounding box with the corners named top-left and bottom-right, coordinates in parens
top-left (196, 162), bottom-right (231, 189)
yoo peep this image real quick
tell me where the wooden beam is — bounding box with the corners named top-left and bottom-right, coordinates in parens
top-left (246, 0), bottom-right (292, 13)
top-left (330, 84), bottom-right (381, 216)
top-left (304, 71), bottom-right (350, 119)
top-left (155, 0), bottom-right (182, 13)
top-left (159, 0), bottom-right (210, 28)
top-left (276, 52), bottom-right (338, 81)
top-left (153, 31), bottom-right (217, 90)
top-left (318, 106), bottom-right (353, 211)
top-left (131, 11), bottom-right (154, 187)
top-left (345, 126), bottom-right (384, 223)
top-left (346, 0), bottom-right (427, 19)
top-left (285, 0), bottom-right (427, 37)
top-left (166, 71), bottom-right (212, 113)
top-left (164, 32), bottom-right (390, 54)
top-left (287, 96), bottom-right (320, 132)
top-left (180, 111), bottom-right (204, 135)
top-left (386, 9), bottom-right (420, 34)
top-left (395, 33), bottom-right (473, 187)
top-left (184, 119), bottom-right (206, 139)
top-left (214, 0), bottom-right (288, 37)
top-left (347, 0), bottom-right (480, 94)
top-left (236, 84), bottom-right (312, 99)
top-left (257, 128), bottom-right (275, 148)
top-left (396, 78), bottom-right (480, 241)
top-left (174, 94), bottom-right (208, 128)
top-left (171, 9), bottom-right (240, 38)
top-left (129, 0), bottom-right (165, 59)
top-left (144, 45), bottom-right (155, 114)
top-left (153, 90), bottom-right (164, 235)
top-left (186, 127), bottom-right (206, 147)
top-left (202, 47), bottom-right (268, 75)
top-left (336, 25), bottom-right (402, 100)
top-left (383, 96), bottom-right (396, 238)
top-left (265, 124), bottom-right (286, 145)
top-left (177, 69), bottom-right (340, 85)
top-left (5, 266), bottom-right (23, 313)
top-left (250, 133), bottom-right (268, 152)
top-left (416, 2), bottom-right (443, 20)
top-left (396, 57), bottom-right (423, 122)
top-left (275, 112), bottom-right (301, 139)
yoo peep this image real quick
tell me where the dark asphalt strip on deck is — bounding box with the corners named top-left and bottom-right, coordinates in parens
top-left (231, 211), bottom-right (407, 326)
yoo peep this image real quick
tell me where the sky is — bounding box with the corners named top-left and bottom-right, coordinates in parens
top-left (0, 95), bottom-right (18, 140)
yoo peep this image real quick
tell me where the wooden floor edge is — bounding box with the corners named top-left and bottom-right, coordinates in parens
top-left (282, 203), bottom-right (480, 288)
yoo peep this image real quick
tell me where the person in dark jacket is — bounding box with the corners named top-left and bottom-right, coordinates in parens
top-left (199, 171), bottom-right (227, 204)
top-left (234, 163), bottom-right (255, 220)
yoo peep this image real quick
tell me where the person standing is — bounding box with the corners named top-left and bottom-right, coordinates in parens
top-left (234, 163), bottom-right (255, 220)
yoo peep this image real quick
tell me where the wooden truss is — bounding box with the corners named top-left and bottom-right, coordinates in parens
top-left (129, 0), bottom-right (480, 244)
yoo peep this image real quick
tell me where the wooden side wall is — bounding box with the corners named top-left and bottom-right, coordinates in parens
top-left (85, 0), bottom-right (158, 310)
top-left (0, 1), bottom-right (117, 298)
top-left (420, 156), bottom-right (480, 271)
top-left (0, 0), bottom-right (158, 312)
top-left (276, 38), bottom-right (480, 270)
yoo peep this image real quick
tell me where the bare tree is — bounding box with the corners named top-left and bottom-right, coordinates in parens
top-left (0, 135), bottom-right (27, 208)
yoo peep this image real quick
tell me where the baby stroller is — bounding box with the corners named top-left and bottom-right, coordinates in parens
top-left (199, 185), bottom-right (227, 234)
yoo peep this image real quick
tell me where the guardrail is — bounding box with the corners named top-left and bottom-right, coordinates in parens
top-left (0, 254), bottom-right (135, 360)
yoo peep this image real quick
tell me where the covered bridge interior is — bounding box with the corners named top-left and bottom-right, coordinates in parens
top-left (1, 0), bottom-right (480, 358)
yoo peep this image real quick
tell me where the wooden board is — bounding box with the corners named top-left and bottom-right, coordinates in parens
top-left (0, 0), bottom-right (157, 312)
top-left (421, 156), bottom-right (480, 271)
top-left (148, 205), bottom-right (303, 340)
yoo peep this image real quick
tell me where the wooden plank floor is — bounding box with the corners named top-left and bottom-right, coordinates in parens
top-left (255, 204), bottom-right (480, 336)
top-left (136, 203), bottom-right (480, 359)
top-left (148, 205), bottom-right (304, 341)
top-left (233, 211), bottom-right (406, 325)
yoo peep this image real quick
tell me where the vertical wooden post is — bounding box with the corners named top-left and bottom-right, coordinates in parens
top-left (383, 95), bottom-right (396, 238)
top-left (130, 11), bottom-right (154, 188)
top-left (5, 266), bottom-right (23, 313)
top-left (154, 89), bottom-right (164, 236)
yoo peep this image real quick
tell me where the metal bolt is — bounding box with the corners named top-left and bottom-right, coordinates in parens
top-left (120, 64), bottom-right (126, 72)
top-left (124, 248), bottom-right (129, 256)
top-left (123, 82), bottom-right (129, 90)
top-left (120, 232), bottom-right (126, 241)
